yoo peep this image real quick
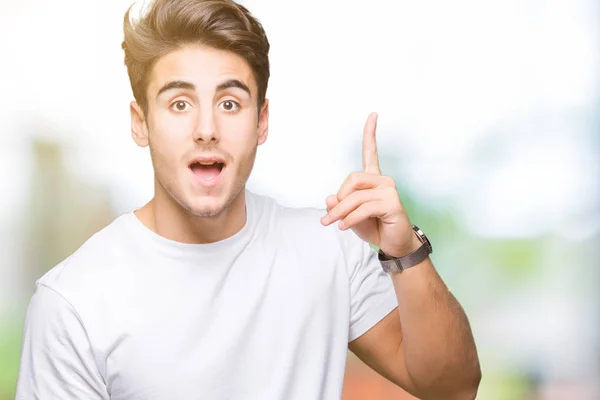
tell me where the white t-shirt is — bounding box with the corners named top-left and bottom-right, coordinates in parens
top-left (16, 190), bottom-right (398, 400)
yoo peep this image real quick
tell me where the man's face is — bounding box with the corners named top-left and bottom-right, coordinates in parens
top-left (131, 45), bottom-right (268, 217)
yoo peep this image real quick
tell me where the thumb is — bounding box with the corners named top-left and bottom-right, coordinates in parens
top-left (325, 195), bottom-right (339, 211)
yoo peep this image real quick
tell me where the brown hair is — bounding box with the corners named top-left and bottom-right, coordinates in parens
top-left (122, 0), bottom-right (270, 113)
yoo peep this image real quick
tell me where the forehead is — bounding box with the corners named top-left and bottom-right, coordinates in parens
top-left (148, 45), bottom-right (256, 96)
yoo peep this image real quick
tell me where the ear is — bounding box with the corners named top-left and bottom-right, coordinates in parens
top-left (257, 98), bottom-right (269, 146)
top-left (130, 101), bottom-right (149, 147)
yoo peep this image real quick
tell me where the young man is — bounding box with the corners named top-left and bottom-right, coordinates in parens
top-left (16, 0), bottom-right (481, 399)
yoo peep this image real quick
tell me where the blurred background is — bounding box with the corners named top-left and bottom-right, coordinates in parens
top-left (0, 0), bottom-right (598, 399)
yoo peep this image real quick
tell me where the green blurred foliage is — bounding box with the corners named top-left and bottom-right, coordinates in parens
top-left (0, 315), bottom-right (23, 400)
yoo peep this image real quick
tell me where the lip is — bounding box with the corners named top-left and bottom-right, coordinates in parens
top-left (188, 155), bottom-right (226, 167)
top-left (188, 155), bottom-right (226, 188)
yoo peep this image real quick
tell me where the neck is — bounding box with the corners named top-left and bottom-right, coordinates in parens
top-left (135, 185), bottom-right (247, 245)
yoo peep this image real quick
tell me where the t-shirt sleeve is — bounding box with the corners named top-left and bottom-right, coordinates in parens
top-left (16, 283), bottom-right (109, 400)
top-left (345, 232), bottom-right (399, 342)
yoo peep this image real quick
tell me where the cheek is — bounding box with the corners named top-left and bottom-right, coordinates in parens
top-left (218, 113), bottom-right (259, 153)
top-left (152, 111), bottom-right (195, 141)
top-left (150, 110), bottom-right (196, 144)
top-left (148, 113), bottom-right (192, 168)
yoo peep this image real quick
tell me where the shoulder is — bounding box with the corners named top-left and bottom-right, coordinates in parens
top-left (35, 213), bottom-right (132, 305)
top-left (249, 189), bottom-right (332, 238)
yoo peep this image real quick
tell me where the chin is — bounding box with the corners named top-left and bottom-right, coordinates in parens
top-left (184, 196), bottom-right (228, 218)
top-left (163, 176), bottom-right (244, 219)
top-left (188, 208), bottom-right (223, 218)
top-left (188, 204), bottom-right (226, 218)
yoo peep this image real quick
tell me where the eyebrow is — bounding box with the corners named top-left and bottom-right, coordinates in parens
top-left (156, 79), bottom-right (252, 99)
top-left (216, 79), bottom-right (251, 96)
top-left (156, 80), bottom-right (195, 99)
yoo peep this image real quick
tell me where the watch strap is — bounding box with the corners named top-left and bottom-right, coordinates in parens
top-left (378, 243), bottom-right (431, 273)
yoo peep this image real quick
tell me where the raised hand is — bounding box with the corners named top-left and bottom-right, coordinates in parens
top-left (320, 112), bottom-right (421, 257)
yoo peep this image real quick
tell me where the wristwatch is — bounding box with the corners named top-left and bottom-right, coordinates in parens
top-left (378, 225), bottom-right (432, 273)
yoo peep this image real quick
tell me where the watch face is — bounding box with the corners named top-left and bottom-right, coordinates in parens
top-left (423, 235), bottom-right (432, 253)
top-left (413, 225), bottom-right (432, 253)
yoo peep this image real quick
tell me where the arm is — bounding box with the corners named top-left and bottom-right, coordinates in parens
top-left (16, 284), bottom-right (109, 400)
top-left (322, 112), bottom-right (480, 399)
top-left (349, 255), bottom-right (481, 400)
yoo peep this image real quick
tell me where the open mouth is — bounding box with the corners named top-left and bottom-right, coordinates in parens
top-left (189, 160), bottom-right (225, 184)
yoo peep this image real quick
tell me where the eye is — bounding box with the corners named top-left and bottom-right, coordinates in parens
top-left (170, 100), bottom-right (191, 112)
top-left (219, 100), bottom-right (240, 113)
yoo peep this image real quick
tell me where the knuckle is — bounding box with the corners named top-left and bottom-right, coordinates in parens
top-left (349, 171), bottom-right (361, 184)
top-left (383, 176), bottom-right (396, 187)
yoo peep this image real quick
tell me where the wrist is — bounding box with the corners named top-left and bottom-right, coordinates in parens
top-left (378, 225), bottom-right (433, 273)
top-left (382, 234), bottom-right (423, 258)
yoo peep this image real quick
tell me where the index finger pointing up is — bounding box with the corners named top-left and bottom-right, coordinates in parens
top-left (362, 112), bottom-right (381, 174)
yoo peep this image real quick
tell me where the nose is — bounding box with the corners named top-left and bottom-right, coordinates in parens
top-left (193, 104), bottom-right (219, 143)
